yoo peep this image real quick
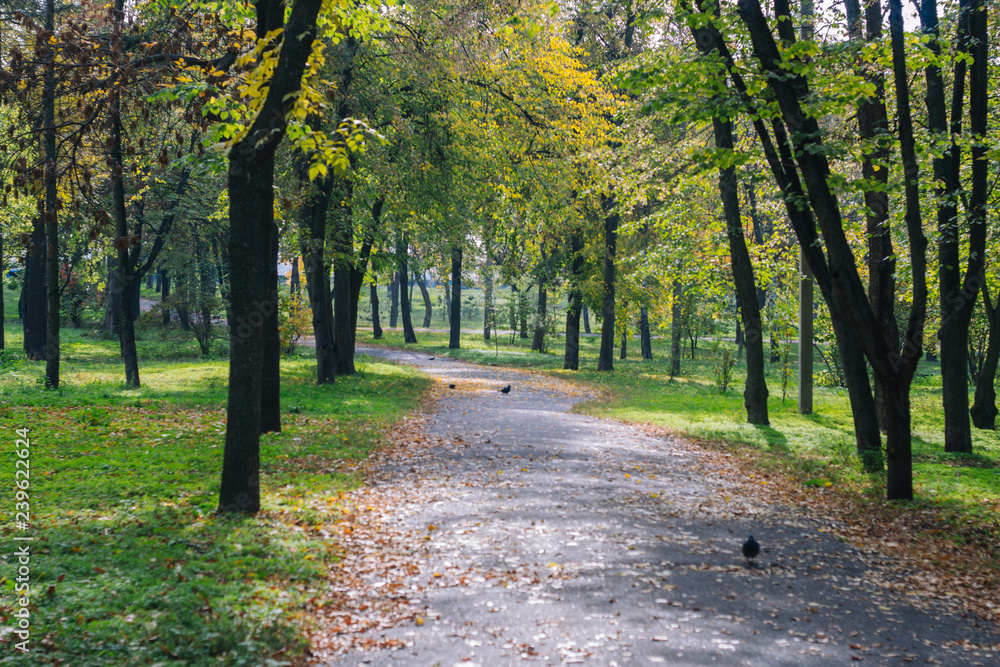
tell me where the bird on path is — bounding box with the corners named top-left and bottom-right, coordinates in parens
top-left (499, 384), bottom-right (511, 394)
top-left (448, 383), bottom-right (456, 389)
top-left (742, 535), bottom-right (760, 566)
top-left (428, 357), bottom-right (435, 361)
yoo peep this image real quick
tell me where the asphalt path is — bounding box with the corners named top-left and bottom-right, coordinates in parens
top-left (314, 347), bottom-right (999, 666)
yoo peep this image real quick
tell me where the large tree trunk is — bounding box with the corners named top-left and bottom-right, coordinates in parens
top-left (449, 244), bottom-right (462, 349)
top-left (219, 0), bottom-right (322, 514)
top-left (596, 201), bottom-right (617, 372)
top-left (714, 116), bottom-right (768, 424)
top-left (260, 222), bottom-right (282, 432)
top-left (531, 282), bottom-right (547, 352)
top-left (398, 237), bottom-right (417, 343)
top-left (0, 231), bottom-right (4, 350)
top-left (971, 285), bottom-right (999, 429)
top-left (563, 235), bottom-right (584, 370)
top-left (42, 0), bottom-right (59, 388)
top-left (370, 284), bottom-right (383, 339)
top-left (640, 307), bottom-right (652, 360)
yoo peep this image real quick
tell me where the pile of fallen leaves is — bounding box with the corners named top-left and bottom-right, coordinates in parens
top-left (643, 424), bottom-right (1000, 628)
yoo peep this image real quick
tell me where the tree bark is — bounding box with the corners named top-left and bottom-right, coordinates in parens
top-left (160, 272), bottom-right (171, 325)
top-left (582, 305), bottom-right (591, 334)
top-left (919, 0), bottom-right (977, 453)
top-left (43, 0), bottom-right (59, 388)
top-left (483, 254), bottom-right (494, 340)
top-left (670, 279), bottom-right (682, 378)
top-left (333, 191), bottom-right (355, 375)
top-left (260, 222), bottom-right (282, 432)
top-left (219, 0), bottom-right (322, 514)
top-left (713, 115), bottom-right (769, 423)
top-left (449, 244), bottom-right (462, 349)
top-left (416, 272), bottom-right (432, 328)
top-left (398, 236), bottom-right (417, 343)
top-left (389, 271), bottom-right (399, 328)
top-left (640, 307), bottom-right (652, 360)
top-left (290, 257), bottom-right (300, 295)
top-left (370, 284), bottom-right (383, 339)
top-left (531, 282), bottom-right (547, 352)
top-left (597, 200), bottom-right (617, 372)
top-left (299, 175), bottom-right (335, 384)
top-left (564, 235), bottom-right (584, 370)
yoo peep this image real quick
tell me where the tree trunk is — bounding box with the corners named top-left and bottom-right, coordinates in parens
top-left (449, 244), bottom-right (462, 349)
top-left (582, 305), bottom-right (591, 334)
top-left (299, 176), bottom-right (335, 384)
top-left (713, 116), bottom-right (768, 423)
top-left (42, 0), bottom-right (59, 388)
top-left (160, 272), bottom-right (171, 325)
top-left (389, 271), bottom-right (399, 328)
top-left (531, 282), bottom-right (547, 352)
top-left (108, 23), bottom-right (139, 388)
top-left (370, 284), bottom-right (383, 339)
top-left (0, 231), bottom-right (4, 350)
top-left (483, 255), bottom-right (494, 340)
top-left (333, 184), bottom-right (355, 375)
top-left (919, 0), bottom-right (977, 454)
top-left (971, 284), bottom-right (999, 429)
top-left (398, 237), bottom-right (417, 343)
top-left (619, 325), bottom-right (627, 360)
top-left (290, 257), bottom-right (300, 295)
top-left (417, 273), bottom-right (432, 328)
top-left (640, 307), bottom-right (652, 360)
top-left (597, 201), bottom-right (617, 372)
top-left (519, 288), bottom-right (528, 339)
top-left (563, 235), bottom-right (584, 370)
top-left (260, 222), bottom-right (282, 432)
top-left (670, 279), bottom-right (682, 378)
top-left (219, 0), bottom-right (322, 514)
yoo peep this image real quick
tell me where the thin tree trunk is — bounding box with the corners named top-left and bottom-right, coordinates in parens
top-left (531, 282), bottom-right (547, 352)
top-left (670, 279), bottom-right (682, 378)
top-left (582, 305), bottom-right (591, 334)
top-left (619, 324), bottom-right (627, 360)
top-left (597, 200), bottom-right (617, 372)
top-left (417, 273), bottom-right (432, 328)
top-left (483, 254), bottom-right (494, 340)
top-left (712, 115), bottom-right (767, 422)
top-left (290, 257), bottom-right (300, 295)
top-left (564, 235), bottom-right (584, 370)
top-left (398, 237), bottom-right (417, 343)
top-left (449, 244), bottom-right (462, 349)
top-left (640, 307), bottom-right (652, 360)
top-left (389, 271), bottom-right (399, 328)
top-left (260, 222), bottom-right (282, 432)
top-left (519, 287), bottom-right (528, 339)
top-left (43, 0), bottom-right (59, 388)
top-left (919, 0), bottom-right (977, 454)
top-left (0, 231), bottom-right (4, 350)
top-left (299, 175), bottom-right (335, 384)
top-left (971, 285), bottom-right (999, 429)
top-left (370, 284), bottom-right (383, 339)
top-left (160, 272), bottom-right (171, 325)
top-left (333, 183), bottom-right (355, 375)
top-left (108, 4), bottom-right (139, 388)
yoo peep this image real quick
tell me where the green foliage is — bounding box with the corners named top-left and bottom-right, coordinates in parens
top-left (279, 290), bottom-right (312, 355)
top-left (710, 338), bottom-right (736, 393)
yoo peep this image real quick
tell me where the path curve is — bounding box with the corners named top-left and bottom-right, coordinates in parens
top-left (312, 347), bottom-right (999, 666)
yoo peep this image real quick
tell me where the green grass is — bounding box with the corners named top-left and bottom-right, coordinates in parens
top-left (365, 328), bottom-right (1000, 549)
top-left (0, 324), bottom-right (431, 665)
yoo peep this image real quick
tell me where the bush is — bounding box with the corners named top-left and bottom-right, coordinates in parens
top-left (279, 291), bottom-right (312, 355)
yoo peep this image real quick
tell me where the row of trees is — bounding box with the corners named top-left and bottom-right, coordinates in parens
top-left (2, 0), bottom-right (999, 508)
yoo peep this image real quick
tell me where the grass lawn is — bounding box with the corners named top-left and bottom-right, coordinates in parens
top-left (366, 328), bottom-right (1000, 555)
top-left (0, 322), bottom-right (431, 665)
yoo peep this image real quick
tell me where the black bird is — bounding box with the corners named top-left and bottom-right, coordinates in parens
top-left (428, 357), bottom-right (435, 361)
top-left (742, 535), bottom-right (760, 566)
top-left (499, 384), bottom-right (511, 394)
top-left (448, 383), bottom-right (456, 389)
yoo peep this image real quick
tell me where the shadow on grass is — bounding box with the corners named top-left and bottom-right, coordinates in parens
top-left (753, 423), bottom-right (789, 450)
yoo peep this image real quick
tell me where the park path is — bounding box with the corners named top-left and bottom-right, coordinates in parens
top-left (310, 347), bottom-right (999, 666)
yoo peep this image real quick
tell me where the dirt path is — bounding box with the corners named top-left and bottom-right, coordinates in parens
top-left (310, 348), bottom-right (999, 666)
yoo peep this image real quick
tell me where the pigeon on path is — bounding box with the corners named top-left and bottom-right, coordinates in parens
top-left (500, 384), bottom-right (511, 394)
top-left (742, 535), bottom-right (760, 566)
